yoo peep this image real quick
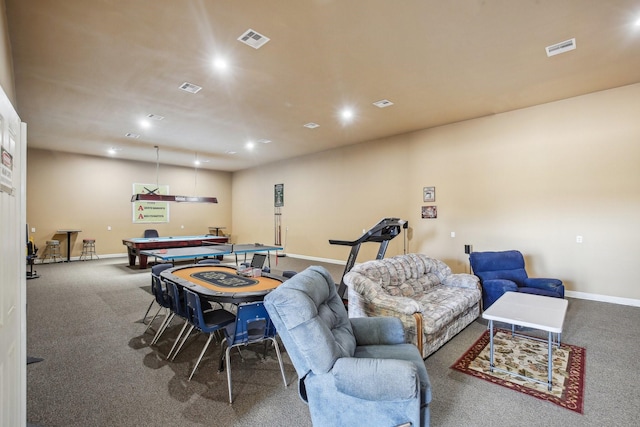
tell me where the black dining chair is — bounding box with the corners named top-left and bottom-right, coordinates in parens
top-left (143, 263), bottom-right (173, 330)
top-left (183, 288), bottom-right (236, 380)
top-left (217, 301), bottom-right (287, 403)
top-left (197, 258), bottom-right (221, 265)
top-left (143, 229), bottom-right (159, 238)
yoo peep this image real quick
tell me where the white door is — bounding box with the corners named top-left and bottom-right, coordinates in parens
top-left (0, 84), bottom-right (26, 427)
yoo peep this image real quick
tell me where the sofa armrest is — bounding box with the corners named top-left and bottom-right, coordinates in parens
top-left (442, 273), bottom-right (480, 289)
top-left (483, 279), bottom-right (518, 294)
top-left (350, 316), bottom-right (405, 346)
top-left (524, 278), bottom-right (564, 297)
top-left (345, 273), bottom-right (422, 315)
top-left (332, 357), bottom-right (420, 401)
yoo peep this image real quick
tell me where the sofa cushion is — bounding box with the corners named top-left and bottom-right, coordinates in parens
top-left (417, 286), bottom-right (480, 335)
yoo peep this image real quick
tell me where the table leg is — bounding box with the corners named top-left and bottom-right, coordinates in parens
top-left (547, 331), bottom-right (553, 391)
top-left (139, 254), bottom-right (149, 269)
top-left (66, 231), bottom-right (72, 262)
top-left (489, 320), bottom-right (495, 372)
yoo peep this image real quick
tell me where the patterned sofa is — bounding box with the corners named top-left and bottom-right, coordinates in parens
top-left (344, 253), bottom-right (482, 358)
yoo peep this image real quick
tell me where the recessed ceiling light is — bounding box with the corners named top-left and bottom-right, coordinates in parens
top-left (213, 57), bottom-right (229, 71)
top-left (238, 29), bottom-right (270, 49)
top-left (108, 147), bottom-right (121, 155)
top-left (304, 122), bottom-right (320, 129)
top-left (125, 132), bottom-right (140, 139)
top-left (139, 119), bottom-right (151, 129)
top-left (373, 99), bottom-right (394, 108)
top-left (246, 141), bottom-right (255, 150)
top-left (179, 82), bottom-right (202, 94)
top-left (340, 108), bottom-right (355, 122)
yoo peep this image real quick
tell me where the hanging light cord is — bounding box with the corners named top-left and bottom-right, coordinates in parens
top-left (154, 145), bottom-right (159, 188)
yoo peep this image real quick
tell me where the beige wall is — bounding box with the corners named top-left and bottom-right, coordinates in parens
top-left (0, 0), bottom-right (15, 104)
top-left (232, 83), bottom-right (640, 302)
top-left (27, 149), bottom-right (232, 257)
top-left (24, 84), bottom-right (640, 302)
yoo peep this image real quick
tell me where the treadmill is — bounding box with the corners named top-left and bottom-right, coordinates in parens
top-left (329, 217), bottom-right (408, 299)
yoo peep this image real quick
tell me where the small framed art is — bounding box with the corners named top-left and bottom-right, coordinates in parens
top-left (422, 206), bottom-right (437, 219)
top-left (423, 186), bottom-right (435, 202)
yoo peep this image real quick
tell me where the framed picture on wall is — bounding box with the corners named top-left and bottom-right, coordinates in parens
top-left (421, 206), bottom-right (437, 219)
top-left (423, 186), bottom-right (435, 202)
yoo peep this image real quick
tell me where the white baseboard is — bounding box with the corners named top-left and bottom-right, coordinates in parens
top-left (566, 290), bottom-right (640, 308)
top-left (40, 252), bottom-right (640, 308)
top-left (284, 253), bottom-right (346, 265)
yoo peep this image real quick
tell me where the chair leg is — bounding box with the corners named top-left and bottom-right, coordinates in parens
top-left (270, 337), bottom-right (288, 387)
top-left (218, 338), bottom-right (228, 373)
top-left (189, 333), bottom-right (215, 381)
top-left (142, 299), bottom-right (156, 325)
top-left (151, 312), bottom-right (174, 345)
top-left (226, 345), bottom-right (233, 403)
top-left (169, 324), bottom-right (194, 361)
top-left (143, 306), bottom-right (164, 334)
top-left (166, 319), bottom-right (190, 360)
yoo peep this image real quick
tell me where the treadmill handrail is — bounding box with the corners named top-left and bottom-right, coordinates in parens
top-left (328, 218), bottom-right (404, 247)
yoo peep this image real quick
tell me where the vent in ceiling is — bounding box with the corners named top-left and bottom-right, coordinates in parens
top-left (304, 122), bottom-right (320, 129)
top-left (546, 38), bottom-right (576, 57)
top-left (373, 99), bottom-right (394, 108)
top-left (179, 82), bottom-right (202, 94)
top-left (147, 113), bottom-right (164, 121)
top-left (125, 133), bottom-right (140, 139)
top-left (257, 139), bottom-right (271, 144)
top-left (238, 29), bottom-right (270, 49)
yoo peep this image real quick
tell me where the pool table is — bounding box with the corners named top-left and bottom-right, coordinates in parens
top-left (122, 234), bottom-right (228, 268)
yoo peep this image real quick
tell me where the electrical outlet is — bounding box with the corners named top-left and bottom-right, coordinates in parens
top-left (464, 244), bottom-right (472, 254)
top-left (31, 227), bottom-right (36, 233)
top-left (107, 226), bottom-right (111, 231)
top-left (576, 235), bottom-right (583, 243)
top-left (450, 231), bottom-right (456, 238)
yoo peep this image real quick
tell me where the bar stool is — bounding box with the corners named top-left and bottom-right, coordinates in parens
top-left (42, 240), bottom-right (63, 263)
top-left (80, 238), bottom-right (99, 261)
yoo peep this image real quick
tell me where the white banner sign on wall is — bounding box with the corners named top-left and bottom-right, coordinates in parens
top-left (132, 183), bottom-right (170, 223)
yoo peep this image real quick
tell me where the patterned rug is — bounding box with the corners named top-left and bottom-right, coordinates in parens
top-left (451, 328), bottom-right (586, 414)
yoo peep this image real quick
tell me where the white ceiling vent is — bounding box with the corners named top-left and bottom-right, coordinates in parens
top-left (238, 29), bottom-right (270, 49)
top-left (546, 38), bottom-right (576, 57)
top-left (147, 113), bottom-right (164, 121)
top-left (373, 99), bottom-right (394, 108)
top-left (125, 132), bottom-right (140, 139)
top-left (304, 122), bottom-right (320, 129)
top-left (179, 82), bottom-right (202, 94)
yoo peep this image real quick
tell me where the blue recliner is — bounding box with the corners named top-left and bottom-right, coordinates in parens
top-left (264, 266), bottom-right (431, 427)
top-left (469, 250), bottom-right (564, 309)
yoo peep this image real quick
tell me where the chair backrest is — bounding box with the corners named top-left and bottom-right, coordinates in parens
top-left (249, 253), bottom-right (267, 269)
top-left (469, 250), bottom-right (528, 286)
top-left (225, 302), bottom-right (277, 347)
top-left (184, 288), bottom-right (207, 330)
top-left (264, 266), bottom-right (356, 378)
top-left (151, 263), bottom-right (173, 307)
top-left (144, 229), bottom-right (159, 238)
top-left (166, 281), bottom-right (187, 317)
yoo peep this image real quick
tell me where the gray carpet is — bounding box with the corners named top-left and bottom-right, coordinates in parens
top-left (26, 256), bottom-right (640, 426)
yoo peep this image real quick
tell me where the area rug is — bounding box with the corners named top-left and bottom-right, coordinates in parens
top-left (451, 328), bottom-right (586, 414)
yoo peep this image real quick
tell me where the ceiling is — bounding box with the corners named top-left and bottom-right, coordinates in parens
top-left (6, 0), bottom-right (640, 172)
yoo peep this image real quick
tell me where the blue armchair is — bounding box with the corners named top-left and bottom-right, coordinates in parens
top-left (469, 250), bottom-right (564, 309)
top-left (264, 266), bottom-right (431, 427)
